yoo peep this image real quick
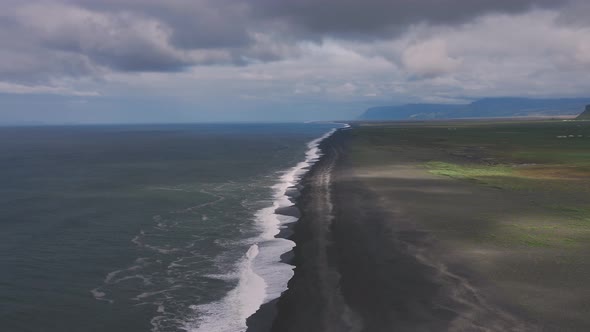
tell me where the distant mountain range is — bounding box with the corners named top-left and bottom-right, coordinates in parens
top-left (358, 98), bottom-right (590, 121)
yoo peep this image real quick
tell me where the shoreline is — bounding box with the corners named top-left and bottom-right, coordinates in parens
top-left (191, 126), bottom-right (341, 332)
top-left (248, 125), bottom-right (536, 332)
top-left (246, 126), bottom-right (342, 332)
top-left (248, 129), bottom-right (357, 332)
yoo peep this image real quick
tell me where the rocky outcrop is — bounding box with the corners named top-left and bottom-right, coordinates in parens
top-left (576, 105), bottom-right (590, 120)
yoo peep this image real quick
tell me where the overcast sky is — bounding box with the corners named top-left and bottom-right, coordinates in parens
top-left (1, 0), bottom-right (589, 123)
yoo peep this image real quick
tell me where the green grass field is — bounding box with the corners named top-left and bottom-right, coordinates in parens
top-left (348, 119), bottom-right (590, 328)
top-left (351, 119), bottom-right (590, 249)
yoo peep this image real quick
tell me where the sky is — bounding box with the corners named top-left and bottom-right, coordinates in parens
top-left (1, 0), bottom-right (590, 124)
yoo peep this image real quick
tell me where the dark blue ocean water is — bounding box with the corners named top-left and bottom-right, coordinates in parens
top-left (0, 123), bottom-right (337, 332)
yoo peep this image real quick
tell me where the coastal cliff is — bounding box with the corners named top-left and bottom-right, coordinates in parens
top-left (577, 105), bottom-right (590, 119)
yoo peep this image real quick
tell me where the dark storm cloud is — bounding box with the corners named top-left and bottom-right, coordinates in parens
top-left (249, 0), bottom-right (562, 38)
top-left (67, 0), bottom-right (254, 50)
top-left (67, 0), bottom-right (568, 47)
top-left (0, 0), bottom-right (574, 83)
top-left (556, 0), bottom-right (590, 27)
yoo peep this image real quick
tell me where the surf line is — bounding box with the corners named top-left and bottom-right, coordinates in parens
top-left (187, 124), bottom-right (347, 332)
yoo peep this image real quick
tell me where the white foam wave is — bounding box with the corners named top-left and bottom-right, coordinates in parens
top-left (134, 286), bottom-right (181, 301)
top-left (143, 244), bottom-right (181, 254)
top-left (111, 274), bottom-right (152, 286)
top-left (186, 125), bottom-right (345, 332)
top-left (180, 189), bottom-right (225, 213)
top-left (250, 127), bottom-right (339, 303)
top-left (105, 263), bottom-right (144, 283)
top-left (184, 244), bottom-right (265, 332)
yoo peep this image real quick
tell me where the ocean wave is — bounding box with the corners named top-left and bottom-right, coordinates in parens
top-left (186, 126), bottom-right (342, 331)
top-left (183, 244), bottom-right (265, 332)
top-left (90, 125), bottom-right (344, 332)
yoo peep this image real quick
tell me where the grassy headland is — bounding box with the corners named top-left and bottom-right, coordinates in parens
top-left (348, 119), bottom-right (590, 330)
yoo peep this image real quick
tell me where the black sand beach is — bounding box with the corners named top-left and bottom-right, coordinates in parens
top-left (249, 120), bottom-right (590, 332)
top-left (248, 129), bottom-right (524, 332)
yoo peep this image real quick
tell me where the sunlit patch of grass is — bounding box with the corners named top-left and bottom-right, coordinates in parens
top-left (507, 223), bottom-right (564, 247)
top-left (424, 161), bottom-right (534, 190)
top-left (425, 161), bottom-right (514, 179)
top-left (424, 161), bottom-right (590, 192)
top-left (352, 122), bottom-right (590, 249)
top-left (548, 205), bottom-right (590, 227)
top-left (485, 222), bottom-right (585, 248)
top-left (421, 163), bottom-right (590, 247)
top-left (484, 207), bottom-right (590, 248)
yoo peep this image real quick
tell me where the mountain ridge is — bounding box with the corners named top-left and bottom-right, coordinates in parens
top-left (359, 98), bottom-right (590, 120)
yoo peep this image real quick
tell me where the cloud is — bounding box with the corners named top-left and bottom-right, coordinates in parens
top-left (0, 0), bottom-right (573, 80)
top-left (14, 3), bottom-right (215, 72)
top-left (250, 0), bottom-right (562, 38)
top-left (574, 40), bottom-right (590, 65)
top-left (0, 0), bottom-right (589, 122)
top-left (69, 0), bottom-right (254, 49)
top-left (556, 0), bottom-right (590, 27)
top-left (0, 81), bottom-right (99, 96)
top-left (402, 39), bottom-right (460, 78)
top-left (0, 1), bottom-right (251, 83)
top-left (94, 7), bottom-right (590, 109)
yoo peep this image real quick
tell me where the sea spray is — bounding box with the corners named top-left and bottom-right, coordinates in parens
top-left (252, 128), bottom-right (339, 304)
top-left (186, 245), bottom-right (265, 332)
top-left (188, 126), bottom-right (342, 332)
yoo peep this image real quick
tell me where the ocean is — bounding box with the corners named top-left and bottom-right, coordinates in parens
top-left (0, 123), bottom-right (339, 332)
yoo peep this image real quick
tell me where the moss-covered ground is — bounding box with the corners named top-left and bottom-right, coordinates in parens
top-left (346, 119), bottom-right (590, 329)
